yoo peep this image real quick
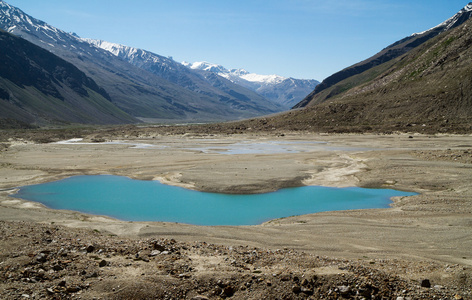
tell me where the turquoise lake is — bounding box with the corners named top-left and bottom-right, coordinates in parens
top-left (12, 175), bottom-right (416, 226)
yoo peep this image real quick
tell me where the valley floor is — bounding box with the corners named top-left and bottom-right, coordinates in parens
top-left (1, 131), bottom-right (471, 298)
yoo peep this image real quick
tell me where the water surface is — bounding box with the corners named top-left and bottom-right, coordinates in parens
top-left (55, 138), bottom-right (370, 154)
top-left (12, 175), bottom-right (416, 226)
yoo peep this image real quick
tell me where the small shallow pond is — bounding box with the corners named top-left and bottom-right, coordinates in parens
top-left (11, 175), bottom-right (416, 226)
top-left (54, 138), bottom-right (371, 154)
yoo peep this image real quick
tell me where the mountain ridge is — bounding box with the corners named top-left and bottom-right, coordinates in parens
top-left (82, 38), bottom-right (283, 116)
top-left (0, 0), bottom-right (282, 124)
top-left (183, 61), bottom-right (319, 108)
top-left (295, 2), bottom-right (472, 108)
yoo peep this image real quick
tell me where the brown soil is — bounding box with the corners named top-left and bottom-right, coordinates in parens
top-left (1, 220), bottom-right (470, 300)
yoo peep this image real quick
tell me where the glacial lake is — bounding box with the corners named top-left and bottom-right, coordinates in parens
top-left (12, 175), bottom-right (416, 226)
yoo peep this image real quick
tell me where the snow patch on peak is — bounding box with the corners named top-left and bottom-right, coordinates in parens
top-left (230, 68), bottom-right (250, 76)
top-left (181, 60), bottom-right (319, 108)
top-left (187, 61), bottom-right (229, 74)
top-left (240, 73), bottom-right (286, 85)
top-left (184, 61), bottom-right (287, 85)
top-left (464, 2), bottom-right (472, 12)
top-left (82, 39), bottom-right (130, 57)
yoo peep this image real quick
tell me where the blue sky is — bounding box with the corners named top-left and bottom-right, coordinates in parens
top-left (5, 0), bottom-right (469, 80)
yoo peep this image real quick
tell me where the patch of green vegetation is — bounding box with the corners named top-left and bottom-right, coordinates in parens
top-left (442, 36), bottom-right (457, 48)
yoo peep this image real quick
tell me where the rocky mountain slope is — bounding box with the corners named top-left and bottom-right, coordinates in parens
top-left (0, 0), bottom-right (282, 124)
top-left (184, 61), bottom-right (319, 108)
top-left (0, 29), bottom-right (136, 125)
top-left (295, 2), bottom-right (472, 108)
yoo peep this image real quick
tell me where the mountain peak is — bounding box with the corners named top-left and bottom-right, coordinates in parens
top-left (182, 61), bottom-right (318, 108)
top-left (184, 61), bottom-right (288, 84)
top-left (185, 61), bottom-right (229, 74)
top-left (465, 2), bottom-right (472, 11)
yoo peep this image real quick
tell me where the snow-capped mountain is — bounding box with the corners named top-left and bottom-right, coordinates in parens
top-left (184, 62), bottom-right (287, 85)
top-left (0, 0), bottom-right (97, 59)
top-left (0, 0), bottom-right (283, 122)
top-left (183, 61), bottom-right (319, 108)
top-left (82, 39), bottom-right (181, 77)
top-left (83, 39), bottom-right (282, 114)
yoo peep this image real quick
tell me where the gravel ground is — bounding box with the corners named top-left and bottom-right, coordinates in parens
top-left (1, 220), bottom-right (471, 300)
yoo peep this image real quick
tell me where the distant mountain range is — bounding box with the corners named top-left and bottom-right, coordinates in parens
top-left (82, 39), bottom-right (284, 116)
top-left (0, 0), bottom-right (291, 125)
top-left (182, 61), bottom-right (319, 109)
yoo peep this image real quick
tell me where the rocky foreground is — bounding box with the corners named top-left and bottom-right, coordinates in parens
top-left (1, 221), bottom-right (470, 300)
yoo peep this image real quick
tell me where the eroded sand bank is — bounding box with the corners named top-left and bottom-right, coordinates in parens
top-left (1, 133), bottom-right (471, 266)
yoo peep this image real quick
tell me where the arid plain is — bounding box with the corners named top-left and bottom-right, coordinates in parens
top-left (1, 131), bottom-right (471, 268)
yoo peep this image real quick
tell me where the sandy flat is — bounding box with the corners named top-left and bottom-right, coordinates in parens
top-left (1, 132), bottom-right (471, 267)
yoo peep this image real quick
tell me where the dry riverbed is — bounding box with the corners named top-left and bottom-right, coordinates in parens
top-left (1, 131), bottom-right (471, 299)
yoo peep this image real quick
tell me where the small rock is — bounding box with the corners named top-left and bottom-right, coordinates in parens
top-left (35, 253), bottom-right (47, 263)
top-left (86, 245), bottom-right (95, 253)
top-left (153, 243), bottom-right (166, 252)
top-left (217, 280), bottom-right (225, 288)
top-left (292, 285), bottom-right (301, 294)
top-left (150, 250), bottom-right (161, 256)
top-left (454, 295), bottom-right (464, 300)
top-left (222, 286), bottom-right (235, 297)
top-left (420, 279), bottom-right (431, 288)
top-left (53, 264), bottom-right (63, 271)
top-left (99, 260), bottom-right (108, 267)
top-left (280, 274), bottom-right (291, 281)
top-left (66, 286), bottom-right (81, 293)
top-left (301, 287), bottom-right (313, 295)
top-left (338, 285), bottom-right (351, 295)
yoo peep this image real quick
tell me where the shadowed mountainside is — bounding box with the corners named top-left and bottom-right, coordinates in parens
top-left (0, 30), bottom-right (137, 125)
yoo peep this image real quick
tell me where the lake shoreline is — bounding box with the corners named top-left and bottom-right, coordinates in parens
top-left (11, 174), bottom-right (416, 226)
